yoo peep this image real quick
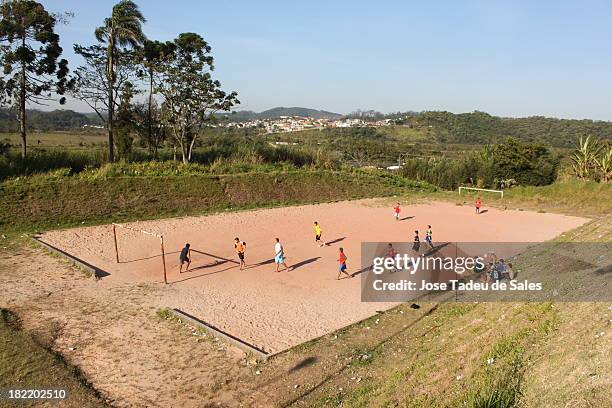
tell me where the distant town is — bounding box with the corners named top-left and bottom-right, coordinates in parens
top-left (218, 116), bottom-right (395, 133)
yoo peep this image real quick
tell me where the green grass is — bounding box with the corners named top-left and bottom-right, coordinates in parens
top-left (454, 180), bottom-right (612, 216)
top-left (382, 179), bottom-right (611, 218)
top-left (0, 168), bottom-right (435, 234)
top-left (156, 308), bottom-right (174, 320)
top-left (2, 131), bottom-right (107, 147)
top-left (0, 309), bottom-right (107, 407)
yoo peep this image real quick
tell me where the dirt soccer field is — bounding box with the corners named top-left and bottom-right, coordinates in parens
top-left (38, 199), bottom-right (588, 353)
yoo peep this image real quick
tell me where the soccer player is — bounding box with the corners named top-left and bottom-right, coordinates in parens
top-left (412, 230), bottom-right (421, 254)
top-left (475, 197), bottom-right (482, 214)
top-left (274, 238), bottom-right (289, 273)
top-left (234, 238), bottom-right (247, 270)
top-left (314, 221), bottom-right (324, 247)
top-left (179, 243), bottom-right (191, 273)
top-left (337, 247), bottom-right (352, 279)
top-left (393, 202), bottom-right (401, 221)
top-left (425, 225), bottom-right (434, 248)
top-left (386, 243), bottom-right (397, 259)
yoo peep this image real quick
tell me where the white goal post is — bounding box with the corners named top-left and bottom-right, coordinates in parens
top-left (458, 186), bottom-right (504, 198)
top-left (112, 223), bottom-right (168, 284)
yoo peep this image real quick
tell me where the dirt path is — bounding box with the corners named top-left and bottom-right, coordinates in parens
top-left (0, 249), bottom-right (260, 407)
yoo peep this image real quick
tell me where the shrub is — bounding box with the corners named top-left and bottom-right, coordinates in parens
top-left (399, 139), bottom-right (558, 189)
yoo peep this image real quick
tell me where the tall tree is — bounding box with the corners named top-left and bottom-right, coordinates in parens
top-left (0, 0), bottom-right (72, 158)
top-left (94, 0), bottom-right (145, 162)
top-left (138, 39), bottom-right (174, 154)
top-left (156, 33), bottom-right (238, 164)
top-left (115, 81), bottom-right (135, 160)
top-left (71, 44), bottom-right (136, 148)
top-left (131, 100), bottom-right (166, 157)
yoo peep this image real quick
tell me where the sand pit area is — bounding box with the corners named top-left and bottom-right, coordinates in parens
top-left (38, 199), bottom-right (588, 353)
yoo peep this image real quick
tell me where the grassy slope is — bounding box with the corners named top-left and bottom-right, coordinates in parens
top-left (0, 310), bottom-right (108, 407)
top-left (0, 170), bottom-right (432, 234)
top-left (388, 180), bottom-right (612, 218)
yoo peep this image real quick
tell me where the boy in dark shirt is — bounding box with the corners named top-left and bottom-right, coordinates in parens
top-left (179, 243), bottom-right (191, 273)
top-left (412, 230), bottom-right (421, 254)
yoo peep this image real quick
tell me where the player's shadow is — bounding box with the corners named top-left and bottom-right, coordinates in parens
top-left (399, 216), bottom-right (414, 221)
top-left (291, 257), bottom-right (321, 271)
top-left (325, 237), bottom-right (345, 245)
top-left (478, 209), bottom-right (488, 214)
top-left (120, 250), bottom-right (180, 263)
top-left (422, 242), bottom-right (450, 256)
top-left (351, 265), bottom-right (373, 277)
top-left (244, 258), bottom-right (275, 269)
top-left (171, 264), bottom-right (240, 283)
top-left (189, 259), bottom-right (231, 271)
top-left (191, 249), bottom-right (238, 264)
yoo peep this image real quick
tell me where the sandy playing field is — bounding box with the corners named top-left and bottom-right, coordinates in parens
top-left (39, 199), bottom-right (588, 353)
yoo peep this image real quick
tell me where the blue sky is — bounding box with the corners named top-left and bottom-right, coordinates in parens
top-left (47, 0), bottom-right (612, 120)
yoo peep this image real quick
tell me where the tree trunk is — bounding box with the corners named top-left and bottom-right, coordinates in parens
top-left (188, 136), bottom-right (197, 162)
top-left (107, 43), bottom-right (115, 163)
top-left (19, 35), bottom-right (27, 159)
top-left (148, 69), bottom-right (153, 156)
top-left (181, 141), bottom-right (189, 164)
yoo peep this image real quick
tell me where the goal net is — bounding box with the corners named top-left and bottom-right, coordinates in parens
top-left (112, 223), bottom-right (168, 284)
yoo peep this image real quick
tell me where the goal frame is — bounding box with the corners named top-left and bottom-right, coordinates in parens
top-left (458, 186), bottom-right (504, 199)
top-left (112, 223), bottom-right (168, 284)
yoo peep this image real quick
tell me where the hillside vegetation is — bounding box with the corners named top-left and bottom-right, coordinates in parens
top-left (0, 169), bottom-right (433, 233)
top-left (391, 110), bottom-right (612, 147)
top-left (0, 108), bottom-right (102, 132)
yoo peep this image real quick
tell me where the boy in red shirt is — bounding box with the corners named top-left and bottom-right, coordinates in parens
top-left (393, 202), bottom-right (401, 221)
top-left (475, 197), bottom-right (482, 214)
top-left (337, 247), bottom-right (352, 280)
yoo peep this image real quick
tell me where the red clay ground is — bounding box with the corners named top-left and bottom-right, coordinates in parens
top-left (39, 199), bottom-right (588, 353)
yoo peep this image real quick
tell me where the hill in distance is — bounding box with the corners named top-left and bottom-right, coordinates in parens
top-left (222, 107), bottom-right (343, 121)
top-left (0, 108), bottom-right (103, 132)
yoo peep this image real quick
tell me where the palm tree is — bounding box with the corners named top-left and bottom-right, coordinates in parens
top-left (95, 0), bottom-right (146, 162)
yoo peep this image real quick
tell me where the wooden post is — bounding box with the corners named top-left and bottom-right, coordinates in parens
top-left (113, 224), bottom-right (119, 263)
top-left (161, 236), bottom-right (167, 284)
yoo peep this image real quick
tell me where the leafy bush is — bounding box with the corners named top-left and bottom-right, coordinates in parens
top-left (399, 138), bottom-right (558, 189)
top-left (0, 136), bottom-right (341, 180)
top-left (0, 149), bottom-right (106, 180)
top-left (491, 138), bottom-right (558, 186)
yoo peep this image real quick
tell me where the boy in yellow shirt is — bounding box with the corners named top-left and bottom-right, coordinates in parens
top-left (314, 221), bottom-right (325, 247)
